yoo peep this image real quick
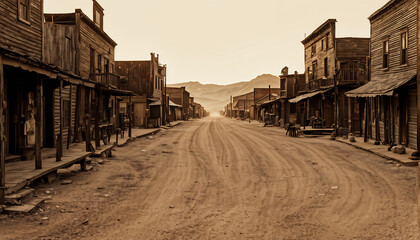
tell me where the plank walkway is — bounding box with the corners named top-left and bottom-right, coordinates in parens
top-left (4, 127), bottom-right (165, 195)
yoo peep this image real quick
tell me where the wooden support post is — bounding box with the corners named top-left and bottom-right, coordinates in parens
top-left (95, 88), bottom-right (101, 148)
top-left (128, 95), bottom-right (132, 138)
top-left (364, 99), bottom-right (369, 142)
top-left (85, 88), bottom-right (91, 152)
top-left (80, 158), bottom-right (87, 171)
top-left (116, 128), bottom-right (119, 146)
top-left (57, 79), bottom-right (63, 161)
top-left (0, 55), bottom-right (5, 204)
top-left (35, 77), bottom-right (42, 169)
top-left (67, 84), bottom-right (72, 149)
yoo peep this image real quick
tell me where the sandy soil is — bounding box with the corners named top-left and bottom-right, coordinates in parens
top-left (0, 117), bottom-right (418, 240)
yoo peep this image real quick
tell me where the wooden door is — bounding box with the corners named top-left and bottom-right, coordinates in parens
top-left (133, 103), bottom-right (146, 127)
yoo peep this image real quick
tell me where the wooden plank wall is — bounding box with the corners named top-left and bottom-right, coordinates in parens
top-left (370, 0), bottom-right (417, 79)
top-left (43, 23), bottom-right (77, 73)
top-left (408, 88), bottom-right (417, 149)
top-left (303, 25), bottom-right (335, 83)
top-left (79, 20), bottom-right (115, 79)
top-left (53, 85), bottom-right (76, 148)
top-left (0, 0), bottom-right (42, 60)
top-left (336, 38), bottom-right (370, 62)
top-left (115, 61), bottom-right (150, 95)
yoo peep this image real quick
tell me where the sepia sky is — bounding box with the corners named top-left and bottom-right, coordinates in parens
top-left (44, 0), bottom-right (387, 85)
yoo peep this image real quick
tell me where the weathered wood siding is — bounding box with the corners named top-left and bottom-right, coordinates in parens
top-left (79, 20), bottom-right (115, 79)
top-left (53, 85), bottom-right (77, 148)
top-left (303, 24), bottom-right (335, 83)
top-left (43, 23), bottom-right (77, 72)
top-left (116, 61), bottom-right (150, 95)
top-left (336, 38), bottom-right (370, 63)
top-left (408, 88), bottom-right (417, 149)
top-left (0, 0), bottom-right (43, 59)
top-left (370, 0), bottom-right (417, 78)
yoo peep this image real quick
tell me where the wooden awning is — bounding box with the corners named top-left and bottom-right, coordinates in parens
top-left (346, 70), bottom-right (416, 97)
top-left (289, 88), bottom-right (332, 103)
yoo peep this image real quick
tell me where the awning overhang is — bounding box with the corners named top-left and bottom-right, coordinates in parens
top-left (169, 100), bottom-right (182, 108)
top-left (150, 100), bottom-right (162, 106)
top-left (289, 88), bottom-right (333, 103)
top-left (346, 70), bottom-right (416, 98)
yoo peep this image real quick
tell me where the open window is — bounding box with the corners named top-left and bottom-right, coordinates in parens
top-left (17, 0), bottom-right (30, 24)
top-left (401, 29), bottom-right (408, 65)
top-left (383, 39), bottom-right (389, 69)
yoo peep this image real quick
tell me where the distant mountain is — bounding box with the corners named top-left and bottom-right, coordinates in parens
top-left (168, 74), bottom-right (280, 113)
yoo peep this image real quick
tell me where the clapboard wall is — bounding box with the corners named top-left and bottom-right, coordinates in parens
top-left (0, 0), bottom-right (43, 59)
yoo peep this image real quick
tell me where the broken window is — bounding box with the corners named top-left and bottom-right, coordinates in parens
top-left (383, 40), bottom-right (389, 69)
top-left (18, 0), bottom-right (30, 23)
top-left (401, 30), bottom-right (408, 65)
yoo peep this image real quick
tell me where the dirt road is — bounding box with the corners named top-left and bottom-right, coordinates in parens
top-left (0, 117), bottom-right (418, 239)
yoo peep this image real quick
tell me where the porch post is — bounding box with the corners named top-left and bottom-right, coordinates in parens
top-left (95, 87), bottom-right (101, 148)
top-left (35, 77), bottom-right (42, 169)
top-left (128, 95), bottom-right (132, 138)
top-left (67, 84), bottom-right (73, 149)
top-left (364, 98), bottom-right (369, 142)
top-left (0, 55), bottom-right (5, 203)
top-left (56, 79), bottom-right (63, 162)
top-left (85, 88), bottom-right (91, 152)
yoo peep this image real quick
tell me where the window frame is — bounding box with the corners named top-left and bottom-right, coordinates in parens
top-left (63, 99), bottom-right (71, 128)
top-left (17, 0), bottom-right (31, 25)
top-left (324, 57), bottom-right (328, 77)
top-left (400, 29), bottom-right (408, 65)
top-left (382, 38), bottom-right (389, 69)
top-left (96, 54), bottom-right (102, 73)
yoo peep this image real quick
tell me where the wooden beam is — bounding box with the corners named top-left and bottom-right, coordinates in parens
top-left (0, 55), bottom-right (5, 204)
top-left (35, 77), bottom-right (42, 169)
top-left (67, 84), bottom-right (72, 149)
top-left (57, 79), bottom-right (63, 162)
top-left (95, 88), bottom-right (101, 148)
top-left (128, 95), bottom-right (132, 138)
top-left (85, 88), bottom-right (91, 152)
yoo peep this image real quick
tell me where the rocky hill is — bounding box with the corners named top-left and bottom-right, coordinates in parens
top-left (168, 74), bottom-right (280, 113)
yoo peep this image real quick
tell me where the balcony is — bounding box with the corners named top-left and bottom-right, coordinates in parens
top-left (90, 73), bottom-right (122, 89)
top-left (298, 78), bottom-right (334, 92)
top-left (337, 66), bottom-right (368, 86)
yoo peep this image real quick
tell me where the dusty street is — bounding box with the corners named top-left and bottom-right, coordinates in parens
top-left (0, 117), bottom-right (418, 240)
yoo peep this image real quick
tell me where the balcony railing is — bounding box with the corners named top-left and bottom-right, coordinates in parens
top-left (297, 65), bottom-right (368, 93)
top-left (90, 73), bottom-right (121, 89)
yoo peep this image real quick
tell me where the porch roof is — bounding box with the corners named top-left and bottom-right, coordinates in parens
top-left (150, 100), bottom-right (162, 106)
top-left (345, 70), bottom-right (416, 97)
top-left (100, 87), bottom-right (134, 96)
top-left (169, 100), bottom-right (182, 108)
top-left (289, 88), bottom-right (332, 103)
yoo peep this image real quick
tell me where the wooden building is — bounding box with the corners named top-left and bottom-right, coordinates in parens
top-left (166, 87), bottom-right (191, 120)
top-left (278, 67), bottom-right (305, 127)
top-left (44, 0), bottom-right (133, 149)
top-left (291, 19), bottom-right (369, 129)
top-left (347, 0), bottom-right (418, 149)
top-left (251, 88), bottom-right (281, 121)
top-left (232, 92), bottom-right (254, 119)
top-left (116, 53), bottom-right (167, 128)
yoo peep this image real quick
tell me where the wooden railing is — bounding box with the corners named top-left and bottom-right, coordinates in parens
top-left (90, 73), bottom-right (121, 88)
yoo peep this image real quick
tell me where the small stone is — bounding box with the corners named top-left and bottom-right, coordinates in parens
top-left (384, 161), bottom-right (394, 165)
top-left (82, 220), bottom-right (89, 225)
top-left (97, 159), bottom-right (104, 165)
top-left (395, 164), bottom-right (401, 167)
top-left (41, 217), bottom-right (49, 220)
top-left (46, 191), bottom-right (52, 194)
top-left (349, 137), bottom-right (356, 142)
top-left (60, 180), bottom-right (73, 185)
top-left (331, 186), bottom-right (339, 190)
top-left (391, 146), bottom-right (406, 154)
top-left (169, 206), bottom-right (175, 209)
top-left (104, 194), bottom-right (110, 198)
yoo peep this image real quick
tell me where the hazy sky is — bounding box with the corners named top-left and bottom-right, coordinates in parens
top-left (44, 0), bottom-right (386, 85)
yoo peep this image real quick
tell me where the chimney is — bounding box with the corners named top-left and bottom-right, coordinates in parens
top-left (93, 0), bottom-right (104, 30)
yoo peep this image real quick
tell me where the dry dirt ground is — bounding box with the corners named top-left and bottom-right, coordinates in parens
top-left (0, 117), bottom-right (418, 240)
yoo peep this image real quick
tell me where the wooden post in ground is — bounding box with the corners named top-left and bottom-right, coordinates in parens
top-left (415, 0), bottom-right (420, 232)
top-left (67, 84), bottom-right (73, 149)
top-left (35, 77), bottom-right (42, 169)
top-left (57, 79), bottom-right (63, 162)
top-left (0, 55), bottom-right (5, 204)
top-left (95, 87), bottom-right (101, 148)
top-left (128, 95), bottom-right (132, 138)
top-left (364, 98), bottom-right (369, 142)
top-left (85, 88), bottom-right (91, 152)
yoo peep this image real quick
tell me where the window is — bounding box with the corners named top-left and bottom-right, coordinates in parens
top-left (18, 0), bottom-right (30, 23)
top-left (307, 67), bottom-right (311, 81)
top-left (383, 40), bottom-right (389, 69)
top-left (401, 30), bottom-right (408, 65)
top-left (311, 44), bottom-right (316, 56)
top-left (321, 39), bottom-right (325, 51)
top-left (63, 100), bottom-right (71, 128)
top-left (95, 10), bottom-right (101, 28)
top-left (324, 58), bottom-right (328, 77)
top-left (312, 61), bottom-right (317, 80)
top-left (104, 58), bottom-right (109, 73)
top-left (325, 34), bottom-right (329, 50)
top-left (280, 78), bottom-right (286, 90)
top-left (154, 76), bottom-right (157, 89)
top-left (97, 54), bottom-right (102, 73)
top-left (90, 48), bottom-right (95, 74)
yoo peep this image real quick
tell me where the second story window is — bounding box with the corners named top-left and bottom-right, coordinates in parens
top-left (401, 30), bottom-right (408, 65)
top-left (280, 78), bottom-right (286, 90)
top-left (312, 61), bottom-right (317, 80)
top-left (311, 44), bottom-right (316, 56)
top-left (383, 40), bottom-right (389, 69)
top-left (97, 54), bottom-right (102, 73)
top-left (324, 58), bottom-right (328, 77)
top-left (104, 58), bottom-right (109, 73)
top-left (18, 0), bottom-right (30, 23)
top-left (321, 39), bottom-right (325, 51)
